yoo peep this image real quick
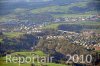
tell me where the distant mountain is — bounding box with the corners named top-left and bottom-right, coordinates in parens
top-left (51, 0), bottom-right (87, 4)
top-left (0, 0), bottom-right (52, 3)
top-left (0, 0), bottom-right (52, 15)
top-left (0, 0), bottom-right (99, 15)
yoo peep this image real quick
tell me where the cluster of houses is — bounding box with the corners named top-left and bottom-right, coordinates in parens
top-left (19, 25), bottom-right (42, 34)
top-left (45, 30), bottom-right (100, 51)
top-left (54, 15), bottom-right (100, 22)
top-left (0, 14), bottom-right (100, 33)
top-left (0, 22), bottom-right (43, 34)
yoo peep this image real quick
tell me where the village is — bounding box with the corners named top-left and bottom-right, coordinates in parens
top-left (0, 14), bottom-right (100, 52)
top-left (0, 14), bottom-right (100, 33)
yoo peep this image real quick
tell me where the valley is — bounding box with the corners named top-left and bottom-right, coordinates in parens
top-left (0, 0), bottom-right (100, 66)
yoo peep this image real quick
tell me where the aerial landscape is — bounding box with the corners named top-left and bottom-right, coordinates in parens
top-left (0, 0), bottom-right (100, 66)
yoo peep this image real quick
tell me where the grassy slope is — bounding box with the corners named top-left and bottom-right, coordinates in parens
top-left (1, 62), bottom-right (68, 66)
top-left (52, 14), bottom-right (92, 18)
top-left (0, 51), bottom-right (67, 66)
top-left (0, 32), bottom-right (23, 43)
top-left (77, 21), bottom-right (100, 25)
top-left (43, 21), bottom-right (100, 29)
top-left (3, 32), bottom-right (24, 38)
top-left (0, 2), bottom-right (94, 23)
top-left (31, 2), bottom-right (91, 15)
top-left (31, 1), bottom-right (94, 19)
top-left (43, 23), bottom-right (61, 29)
top-left (0, 38), bottom-right (3, 43)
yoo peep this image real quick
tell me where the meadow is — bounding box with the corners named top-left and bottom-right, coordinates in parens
top-left (0, 51), bottom-right (68, 66)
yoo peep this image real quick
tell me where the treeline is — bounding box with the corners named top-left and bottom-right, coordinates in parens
top-left (0, 34), bottom-right (39, 52)
top-left (58, 24), bottom-right (100, 32)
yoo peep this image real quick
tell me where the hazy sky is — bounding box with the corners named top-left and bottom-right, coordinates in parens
top-left (0, 0), bottom-right (52, 2)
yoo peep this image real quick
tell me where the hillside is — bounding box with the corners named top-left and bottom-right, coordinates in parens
top-left (0, 0), bottom-right (100, 66)
top-left (0, 0), bottom-right (97, 23)
top-left (0, 0), bottom-right (98, 15)
top-left (31, 2), bottom-right (92, 14)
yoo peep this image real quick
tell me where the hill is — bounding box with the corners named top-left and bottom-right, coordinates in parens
top-left (31, 1), bottom-right (91, 14)
top-left (0, 0), bottom-right (97, 15)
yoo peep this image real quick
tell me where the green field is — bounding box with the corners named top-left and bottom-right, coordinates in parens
top-left (0, 63), bottom-right (67, 66)
top-left (43, 21), bottom-right (100, 29)
top-left (31, 2), bottom-right (88, 14)
top-left (52, 14), bottom-right (92, 18)
top-left (3, 32), bottom-right (24, 38)
top-left (0, 51), bottom-right (68, 66)
top-left (0, 38), bottom-right (3, 44)
top-left (77, 21), bottom-right (100, 25)
top-left (0, 38), bottom-right (3, 42)
top-left (43, 23), bottom-right (62, 29)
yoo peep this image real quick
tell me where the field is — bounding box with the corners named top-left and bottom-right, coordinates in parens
top-left (43, 23), bottom-right (61, 29)
top-left (43, 21), bottom-right (100, 29)
top-left (0, 51), bottom-right (68, 66)
top-left (0, 62), bottom-right (67, 66)
top-left (77, 21), bottom-right (100, 25)
top-left (0, 38), bottom-right (3, 43)
top-left (31, 2), bottom-right (88, 14)
top-left (52, 14), bottom-right (92, 18)
top-left (3, 32), bottom-right (24, 38)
